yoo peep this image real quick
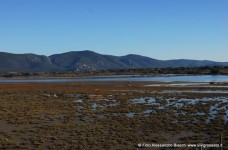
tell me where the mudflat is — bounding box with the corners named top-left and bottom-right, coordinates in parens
top-left (0, 82), bottom-right (227, 149)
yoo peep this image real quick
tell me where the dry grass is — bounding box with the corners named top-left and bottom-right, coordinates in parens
top-left (0, 82), bottom-right (227, 149)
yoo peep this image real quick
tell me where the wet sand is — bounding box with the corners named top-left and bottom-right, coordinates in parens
top-left (0, 82), bottom-right (227, 149)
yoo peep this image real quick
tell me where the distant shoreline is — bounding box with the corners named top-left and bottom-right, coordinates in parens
top-left (0, 75), bottom-right (228, 83)
top-left (0, 66), bottom-right (228, 80)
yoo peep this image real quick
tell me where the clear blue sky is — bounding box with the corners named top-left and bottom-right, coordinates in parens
top-left (0, 0), bottom-right (227, 61)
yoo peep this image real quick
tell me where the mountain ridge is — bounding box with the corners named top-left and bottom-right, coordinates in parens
top-left (0, 50), bottom-right (228, 72)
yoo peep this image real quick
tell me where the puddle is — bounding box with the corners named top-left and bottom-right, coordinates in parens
top-left (74, 99), bottom-right (83, 103)
top-left (145, 82), bottom-right (228, 87)
top-left (145, 83), bottom-right (210, 87)
top-left (92, 103), bottom-right (98, 110)
top-left (206, 104), bottom-right (228, 124)
top-left (161, 90), bottom-right (228, 94)
top-left (130, 97), bottom-right (156, 104)
top-left (74, 94), bottom-right (227, 124)
top-left (91, 102), bottom-right (117, 110)
top-left (126, 112), bottom-right (135, 118)
top-left (167, 97), bottom-right (227, 106)
top-left (185, 90), bottom-right (228, 94)
top-left (128, 97), bottom-right (228, 123)
top-left (126, 109), bottom-right (155, 118)
top-left (143, 109), bottom-right (153, 114)
top-left (179, 111), bottom-right (187, 115)
top-left (196, 112), bottom-right (205, 116)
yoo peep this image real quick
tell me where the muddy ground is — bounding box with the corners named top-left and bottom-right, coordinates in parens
top-left (0, 82), bottom-right (227, 149)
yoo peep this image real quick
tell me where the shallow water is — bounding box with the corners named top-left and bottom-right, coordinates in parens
top-left (126, 109), bottom-right (154, 118)
top-left (74, 99), bottom-right (83, 103)
top-left (130, 97), bottom-right (156, 104)
top-left (74, 93), bottom-right (228, 124)
top-left (161, 90), bottom-right (228, 94)
top-left (92, 103), bottom-right (98, 110)
top-left (126, 112), bottom-right (135, 118)
top-left (1, 75), bottom-right (228, 82)
top-left (145, 83), bottom-right (228, 88)
top-left (145, 83), bottom-right (210, 87)
top-left (128, 96), bottom-right (228, 123)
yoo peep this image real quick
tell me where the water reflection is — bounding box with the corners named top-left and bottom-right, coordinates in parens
top-left (1, 75), bottom-right (228, 82)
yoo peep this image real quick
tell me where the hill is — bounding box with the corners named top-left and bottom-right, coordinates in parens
top-left (0, 50), bottom-right (227, 72)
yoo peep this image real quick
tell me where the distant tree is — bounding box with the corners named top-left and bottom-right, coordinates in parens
top-left (210, 68), bottom-right (219, 74)
top-left (22, 72), bottom-right (31, 76)
top-left (3, 74), bottom-right (13, 77)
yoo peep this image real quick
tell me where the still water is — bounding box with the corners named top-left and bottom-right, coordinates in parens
top-left (0, 75), bottom-right (228, 83)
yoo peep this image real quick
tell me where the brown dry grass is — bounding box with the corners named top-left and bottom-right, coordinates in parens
top-left (0, 82), bottom-right (227, 149)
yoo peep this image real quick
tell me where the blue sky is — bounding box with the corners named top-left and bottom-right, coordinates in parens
top-left (0, 0), bottom-right (227, 61)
